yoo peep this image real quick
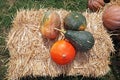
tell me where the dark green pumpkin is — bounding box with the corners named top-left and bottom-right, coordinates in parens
top-left (64, 30), bottom-right (95, 52)
top-left (64, 12), bottom-right (87, 31)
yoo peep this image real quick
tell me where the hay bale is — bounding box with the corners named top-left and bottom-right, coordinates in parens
top-left (111, 0), bottom-right (120, 3)
top-left (7, 9), bottom-right (114, 80)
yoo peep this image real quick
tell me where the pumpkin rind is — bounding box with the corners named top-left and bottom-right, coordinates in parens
top-left (65, 30), bottom-right (95, 52)
top-left (40, 11), bottom-right (61, 39)
top-left (102, 5), bottom-right (120, 30)
top-left (64, 12), bottom-right (87, 31)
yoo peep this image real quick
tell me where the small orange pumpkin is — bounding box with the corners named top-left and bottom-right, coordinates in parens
top-left (88, 0), bottom-right (105, 12)
top-left (50, 40), bottom-right (76, 65)
top-left (102, 5), bottom-right (120, 30)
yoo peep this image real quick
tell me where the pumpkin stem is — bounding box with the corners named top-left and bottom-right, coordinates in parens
top-left (54, 28), bottom-right (66, 34)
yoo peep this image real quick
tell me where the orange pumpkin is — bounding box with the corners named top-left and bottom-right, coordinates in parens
top-left (102, 5), bottom-right (120, 30)
top-left (50, 40), bottom-right (76, 65)
top-left (88, 0), bottom-right (105, 12)
top-left (40, 11), bottom-right (61, 39)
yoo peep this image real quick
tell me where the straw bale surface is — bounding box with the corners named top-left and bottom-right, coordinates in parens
top-left (7, 9), bottom-right (114, 80)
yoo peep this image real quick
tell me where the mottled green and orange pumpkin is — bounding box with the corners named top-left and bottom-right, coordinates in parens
top-left (40, 11), bottom-right (61, 39)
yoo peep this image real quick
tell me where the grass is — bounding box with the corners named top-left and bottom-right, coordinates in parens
top-left (0, 0), bottom-right (119, 80)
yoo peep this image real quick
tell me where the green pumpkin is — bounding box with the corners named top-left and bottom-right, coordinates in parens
top-left (64, 12), bottom-right (87, 31)
top-left (64, 30), bottom-right (95, 52)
